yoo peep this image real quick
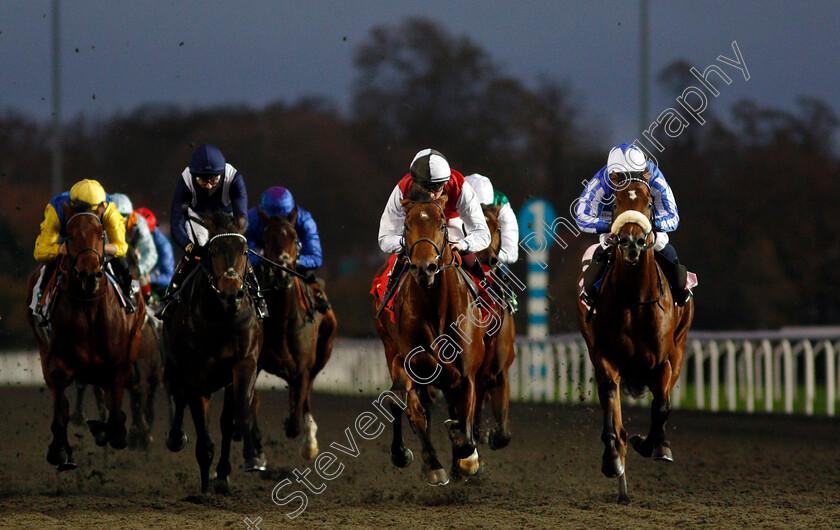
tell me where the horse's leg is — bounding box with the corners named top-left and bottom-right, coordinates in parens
top-left (248, 388), bottom-right (265, 463)
top-left (388, 375), bottom-right (414, 469)
top-left (284, 372), bottom-right (307, 439)
top-left (234, 360), bottom-right (265, 472)
top-left (188, 394), bottom-right (214, 493)
top-left (85, 385), bottom-right (109, 447)
top-left (165, 384), bottom-right (188, 452)
top-left (144, 372), bottom-right (158, 446)
top-left (488, 367), bottom-right (512, 451)
top-left (70, 382), bottom-right (87, 426)
top-left (630, 361), bottom-right (674, 462)
top-left (407, 387), bottom-right (448, 486)
top-left (216, 385), bottom-right (235, 485)
top-left (473, 377), bottom-right (488, 445)
top-left (128, 366), bottom-right (150, 449)
top-left (299, 375), bottom-right (319, 460)
top-left (445, 376), bottom-right (480, 477)
top-left (45, 367), bottom-right (76, 470)
top-left (593, 355), bottom-right (630, 504)
top-left (104, 371), bottom-right (130, 450)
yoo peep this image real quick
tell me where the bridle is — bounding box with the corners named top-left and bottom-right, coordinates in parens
top-left (258, 221), bottom-right (302, 290)
top-left (61, 212), bottom-right (106, 274)
top-left (202, 232), bottom-right (248, 296)
top-left (404, 202), bottom-right (458, 273)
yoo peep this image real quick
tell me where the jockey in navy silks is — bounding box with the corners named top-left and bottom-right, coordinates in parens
top-left (156, 143), bottom-right (267, 319)
top-left (245, 186), bottom-right (331, 313)
top-left (574, 143), bottom-right (692, 307)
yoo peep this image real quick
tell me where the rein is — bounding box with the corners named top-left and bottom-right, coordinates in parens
top-left (404, 201), bottom-right (459, 274)
top-left (60, 211), bottom-right (109, 301)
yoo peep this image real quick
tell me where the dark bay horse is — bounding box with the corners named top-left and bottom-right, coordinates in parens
top-left (253, 207), bottom-right (337, 460)
top-left (474, 204), bottom-right (514, 450)
top-left (164, 212), bottom-right (264, 493)
top-left (25, 202), bottom-right (146, 470)
top-left (373, 194), bottom-right (488, 486)
top-left (577, 173), bottom-right (695, 504)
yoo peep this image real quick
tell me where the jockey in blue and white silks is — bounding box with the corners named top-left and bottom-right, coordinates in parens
top-left (574, 143), bottom-right (691, 307)
top-left (245, 186), bottom-right (323, 272)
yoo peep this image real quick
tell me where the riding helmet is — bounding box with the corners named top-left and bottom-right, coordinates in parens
top-left (410, 148), bottom-right (451, 186)
top-left (189, 143), bottom-right (226, 175)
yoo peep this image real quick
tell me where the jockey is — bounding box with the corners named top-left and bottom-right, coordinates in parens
top-left (463, 173), bottom-right (519, 264)
top-left (378, 148), bottom-right (491, 305)
top-left (32, 179), bottom-right (137, 315)
top-left (574, 143), bottom-right (691, 307)
top-left (135, 207), bottom-right (175, 299)
top-left (112, 193), bottom-right (158, 300)
top-left (245, 186), bottom-right (330, 313)
top-left (156, 143), bottom-right (267, 320)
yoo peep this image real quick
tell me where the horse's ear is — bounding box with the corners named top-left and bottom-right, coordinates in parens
top-left (400, 199), bottom-right (414, 213)
top-left (491, 204), bottom-right (502, 218)
top-left (287, 206), bottom-right (298, 225)
top-left (61, 201), bottom-right (74, 220)
top-left (435, 194), bottom-right (448, 210)
top-left (258, 207), bottom-right (270, 225)
top-left (204, 216), bottom-right (216, 236)
top-left (95, 202), bottom-right (106, 218)
top-left (235, 214), bottom-right (247, 234)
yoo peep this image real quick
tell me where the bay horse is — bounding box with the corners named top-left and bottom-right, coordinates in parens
top-left (70, 237), bottom-right (165, 450)
top-left (576, 172), bottom-right (695, 504)
top-left (253, 207), bottom-right (337, 460)
top-left (25, 202), bottom-right (145, 470)
top-left (372, 193), bottom-right (488, 486)
top-left (473, 204), bottom-right (514, 450)
top-left (163, 211), bottom-right (264, 493)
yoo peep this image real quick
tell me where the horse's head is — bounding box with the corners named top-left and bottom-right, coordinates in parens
top-left (61, 201), bottom-right (107, 296)
top-left (477, 204), bottom-right (502, 270)
top-left (202, 212), bottom-right (250, 310)
top-left (402, 191), bottom-right (451, 289)
top-left (258, 207), bottom-right (300, 290)
top-left (609, 170), bottom-right (655, 265)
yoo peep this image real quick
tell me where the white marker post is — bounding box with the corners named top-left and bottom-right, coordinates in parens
top-left (518, 199), bottom-right (557, 339)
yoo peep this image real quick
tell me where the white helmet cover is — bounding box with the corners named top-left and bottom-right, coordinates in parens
top-left (111, 193), bottom-right (133, 217)
top-left (465, 173), bottom-right (494, 205)
top-left (606, 143), bottom-right (647, 174)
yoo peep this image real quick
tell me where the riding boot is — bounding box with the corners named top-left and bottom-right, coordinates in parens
top-left (497, 269), bottom-right (519, 314)
top-left (304, 272), bottom-right (331, 314)
top-left (376, 255), bottom-right (407, 318)
top-left (36, 259), bottom-right (61, 324)
top-left (110, 257), bottom-right (136, 314)
top-left (654, 250), bottom-right (691, 307)
top-left (246, 266), bottom-right (269, 319)
top-left (460, 252), bottom-right (488, 285)
top-left (155, 255), bottom-right (193, 320)
top-left (581, 245), bottom-right (610, 307)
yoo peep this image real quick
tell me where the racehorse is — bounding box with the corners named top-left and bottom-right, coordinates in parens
top-left (253, 208), bottom-right (337, 460)
top-left (473, 204), bottom-right (514, 450)
top-left (576, 171), bottom-right (695, 504)
top-left (163, 211), bottom-right (264, 493)
top-left (372, 192), bottom-right (488, 486)
top-left (25, 202), bottom-right (145, 470)
top-left (70, 238), bottom-right (166, 449)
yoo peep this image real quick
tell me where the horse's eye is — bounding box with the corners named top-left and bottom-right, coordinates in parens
top-left (404, 224), bottom-right (410, 232)
top-left (440, 224), bottom-right (446, 232)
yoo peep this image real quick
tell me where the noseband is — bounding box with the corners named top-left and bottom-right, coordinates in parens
top-left (203, 232), bottom-right (248, 295)
top-left (62, 212), bottom-right (106, 272)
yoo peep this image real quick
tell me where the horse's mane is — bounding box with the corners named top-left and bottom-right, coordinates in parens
top-left (405, 187), bottom-right (434, 203)
top-left (207, 211), bottom-right (243, 235)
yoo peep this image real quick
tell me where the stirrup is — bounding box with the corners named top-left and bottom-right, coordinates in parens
top-left (314, 293), bottom-right (331, 314)
top-left (255, 298), bottom-right (269, 320)
top-left (580, 289), bottom-right (597, 308)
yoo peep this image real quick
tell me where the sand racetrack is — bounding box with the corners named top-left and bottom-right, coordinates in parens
top-left (1, 385), bottom-right (839, 528)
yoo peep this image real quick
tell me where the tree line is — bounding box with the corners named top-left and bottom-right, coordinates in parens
top-left (1, 17), bottom-right (838, 346)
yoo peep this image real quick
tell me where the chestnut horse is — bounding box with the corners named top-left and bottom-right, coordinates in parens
top-left (577, 172), bottom-right (694, 504)
top-left (163, 212), bottom-right (264, 493)
top-left (473, 204), bottom-right (514, 450)
top-left (25, 202), bottom-right (145, 470)
top-left (253, 208), bottom-right (337, 460)
top-left (373, 193), bottom-right (488, 486)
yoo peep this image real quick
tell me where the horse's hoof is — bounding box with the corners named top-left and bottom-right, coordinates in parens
top-left (244, 454), bottom-right (267, 472)
top-left (390, 447), bottom-right (414, 469)
top-left (653, 445), bottom-right (674, 462)
top-left (87, 420), bottom-right (109, 447)
top-left (301, 443), bottom-right (319, 461)
top-left (108, 428), bottom-right (128, 450)
top-left (618, 494), bottom-right (631, 506)
top-left (601, 455), bottom-right (624, 478)
top-left (47, 445), bottom-right (71, 467)
top-left (166, 431), bottom-right (188, 453)
top-left (70, 412), bottom-right (86, 427)
top-left (425, 468), bottom-right (450, 486)
top-left (56, 459), bottom-right (78, 472)
top-left (284, 417), bottom-right (301, 439)
top-left (489, 429), bottom-right (511, 451)
top-left (458, 449), bottom-right (480, 476)
top-left (629, 434), bottom-right (653, 458)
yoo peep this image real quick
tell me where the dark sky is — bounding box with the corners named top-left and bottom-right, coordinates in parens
top-left (3, 1), bottom-right (839, 145)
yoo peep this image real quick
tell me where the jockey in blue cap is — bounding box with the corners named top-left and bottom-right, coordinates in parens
top-left (574, 143), bottom-right (691, 307)
top-left (245, 186), bottom-right (330, 313)
top-left (156, 143), bottom-right (267, 319)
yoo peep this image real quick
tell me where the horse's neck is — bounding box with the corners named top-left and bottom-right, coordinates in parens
top-left (401, 268), bottom-right (462, 329)
top-left (610, 251), bottom-right (661, 299)
top-left (265, 281), bottom-right (303, 325)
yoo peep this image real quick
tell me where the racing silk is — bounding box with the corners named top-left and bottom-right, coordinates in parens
top-left (574, 159), bottom-right (679, 234)
top-left (125, 213), bottom-right (158, 277)
top-left (491, 190), bottom-right (520, 264)
top-left (245, 205), bottom-right (323, 271)
top-left (148, 227), bottom-right (175, 289)
top-left (169, 163), bottom-right (248, 249)
top-left (378, 170), bottom-right (490, 255)
top-left (34, 191), bottom-right (127, 262)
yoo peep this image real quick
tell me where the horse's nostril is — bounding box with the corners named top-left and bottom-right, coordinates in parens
top-left (489, 257), bottom-right (499, 267)
top-left (235, 290), bottom-right (245, 299)
top-left (426, 263), bottom-right (438, 274)
top-left (95, 271), bottom-right (103, 279)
